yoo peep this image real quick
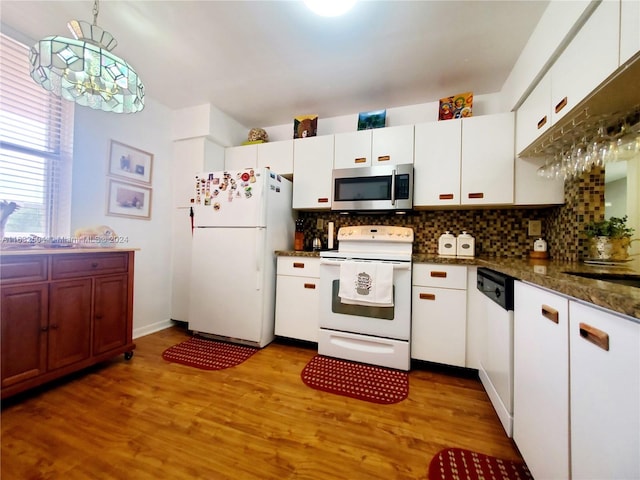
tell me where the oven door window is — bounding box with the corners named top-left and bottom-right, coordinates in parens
top-left (331, 280), bottom-right (394, 320)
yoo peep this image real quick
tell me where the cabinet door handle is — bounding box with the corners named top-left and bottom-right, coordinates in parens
top-left (317, 198), bottom-right (329, 203)
top-left (541, 304), bottom-right (559, 323)
top-left (555, 96), bottom-right (568, 114)
top-left (293, 262), bottom-right (305, 269)
top-left (41, 326), bottom-right (48, 332)
top-left (439, 193), bottom-right (454, 200)
top-left (579, 323), bottom-right (609, 351)
top-left (354, 157), bottom-right (367, 164)
top-left (430, 271), bottom-right (447, 278)
top-left (304, 283), bottom-right (316, 289)
top-left (537, 115), bottom-right (548, 130)
top-left (468, 192), bottom-right (484, 199)
top-left (377, 155), bottom-right (390, 162)
top-left (419, 293), bottom-right (436, 300)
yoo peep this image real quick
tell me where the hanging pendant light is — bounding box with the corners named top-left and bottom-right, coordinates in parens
top-left (29, 0), bottom-right (144, 113)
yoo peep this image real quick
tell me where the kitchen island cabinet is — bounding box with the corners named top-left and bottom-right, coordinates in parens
top-left (0, 249), bottom-right (136, 399)
top-left (275, 256), bottom-right (319, 342)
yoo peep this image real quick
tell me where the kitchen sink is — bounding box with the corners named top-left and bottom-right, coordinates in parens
top-left (563, 272), bottom-right (640, 288)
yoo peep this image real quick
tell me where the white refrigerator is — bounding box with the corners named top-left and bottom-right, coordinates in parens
top-left (188, 168), bottom-right (294, 347)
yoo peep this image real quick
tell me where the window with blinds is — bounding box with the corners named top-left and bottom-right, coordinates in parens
top-left (0, 32), bottom-right (74, 238)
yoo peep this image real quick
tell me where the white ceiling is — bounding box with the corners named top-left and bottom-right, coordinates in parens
top-left (0, 0), bottom-right (549, 128)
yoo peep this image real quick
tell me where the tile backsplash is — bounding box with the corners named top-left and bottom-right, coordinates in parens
top-left (298, 168), bottom-right (604, 262)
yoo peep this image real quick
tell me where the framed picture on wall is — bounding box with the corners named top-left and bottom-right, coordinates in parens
top-left (108, 140), bottom-right (153, 185)
top-left (106, 179), bottom-right (152, 220)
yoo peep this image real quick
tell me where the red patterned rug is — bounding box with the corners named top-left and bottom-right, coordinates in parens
top-left (162, 337), bottom-right (258, 370)
top-left (300, 355), bottom-right (408, 404)
top-left (428, 448), bottom-right (532, 480)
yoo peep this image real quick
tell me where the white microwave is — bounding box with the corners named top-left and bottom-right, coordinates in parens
top-left (331, 163), bottom-right (413, 212)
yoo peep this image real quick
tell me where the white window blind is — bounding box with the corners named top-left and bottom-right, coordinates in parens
top-left (0, 32), bottom-right (73, 238)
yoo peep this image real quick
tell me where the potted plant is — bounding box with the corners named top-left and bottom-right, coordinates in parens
top-left (585, 215), bottom-right (635, 261)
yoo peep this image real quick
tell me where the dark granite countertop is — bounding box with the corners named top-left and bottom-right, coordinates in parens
top-left (275, 250), bottom-right (640, 320)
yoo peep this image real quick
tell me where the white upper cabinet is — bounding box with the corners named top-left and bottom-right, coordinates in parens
top-left (292, 135), bottom-right (334, 210)
top-left (257, 140), bottom-right (294, 177)
top-left (516, 72), bottom-right (551, 155)
top-left (334, 130), bottom-right (372, 169)
top-left (550, 0), bottom-right (620, 124)
top-left (334, 125), bottom-right (414, 169)
top-left (461, 112), bottom-right (515, 205)
top-left (413, 119), bottom-right (462, 206)
top-left (371, 125), bottom-right (414, 166)
top-left (225, 144), bottom-right (257, 170)
top-left (620, 0), bottom-right (640, 65)
top-left (414, 113), bottom-right (514, 207)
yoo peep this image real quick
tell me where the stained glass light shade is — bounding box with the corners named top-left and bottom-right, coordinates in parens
top-left (29, 20), bottom-right (144, 113)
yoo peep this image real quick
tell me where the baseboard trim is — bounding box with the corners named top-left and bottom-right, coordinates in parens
top-left (133, 319), bottom-right (177, 339)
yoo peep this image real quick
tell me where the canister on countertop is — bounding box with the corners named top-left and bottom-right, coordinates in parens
top-left (294, 219), bottom-right (304, 251)
top-left (533, 238), bottom-right (547, 252)
top-left (438, 231), bottom-right (457, 256)
top-left (456, 231), bottom-right (475, 257)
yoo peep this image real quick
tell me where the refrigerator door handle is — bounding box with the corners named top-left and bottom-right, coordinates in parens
top-left (255, 227), bottom-right (266, 291)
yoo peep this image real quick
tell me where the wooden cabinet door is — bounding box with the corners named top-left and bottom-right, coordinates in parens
top-left (516, 72), bottom-right (551, 155)
top-left (513, 281), bottom-right (570, 480)
top-left (569, 301), bottom-right (640, 480)
top-left (48, 279), bottom-right (92, 370)
top-left (93, 275), bottom-right (129, 355)
top-left (461, 112), bottom-right (515, 205)
top-left (1, 284), bottom-right (48, 387)
top-left (292, 135), bottom-right (334, 209)
top-left (413, 119), bottom-right (462, 206)
top-left (334, 130), bottom-right (371, 169)
top-left (275, 275), bottom-right (319, 342)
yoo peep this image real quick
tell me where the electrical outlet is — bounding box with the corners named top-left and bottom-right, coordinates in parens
top-left (528, 220), bottom-right (542, 237)
top-left (316, 218), bottom-right (324, 230)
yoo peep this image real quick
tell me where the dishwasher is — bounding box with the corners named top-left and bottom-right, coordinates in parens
top-left (476, 267), bottom-right (515, 437)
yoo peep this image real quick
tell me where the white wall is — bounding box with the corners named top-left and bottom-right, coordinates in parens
top-left (72, 98), bottom-right (175, 338)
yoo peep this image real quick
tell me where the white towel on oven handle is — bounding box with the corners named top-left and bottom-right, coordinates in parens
top-left (338, 261), bottom-right (394, 307)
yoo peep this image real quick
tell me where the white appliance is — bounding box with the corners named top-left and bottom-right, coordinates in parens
top-left (319, 225), bottom-right (414, 370)
top-left (188, 168), bottom-right (294, 347)
top-left (477, 267), bottom-right (515, 436)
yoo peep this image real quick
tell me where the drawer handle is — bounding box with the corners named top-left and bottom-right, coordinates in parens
top-left (377, 155), bottom-right (390, 162)
top-left (317, 198), bottom-right (329, 203)
top-left (537, 115), bottom-right (548, 130)
top-left (419, 293), bottom-right (436, 300)
top-left (430, 271), bottom-right (447, 278)
top-left (579, 323), bottom-right (609, 351)
top-left (555, 96), bottom-right (568, 113)
top-left (468, 192), bottom-right (484, 199)
top-left (293, 262), bottom-right (305, 269)
top-left (541, 304), bottom-right (559, 323)
top-left (439, 193), bottom-right (454, 200)
top-left (91, 262), bottom-right (99, 268)
top-left (304, 283), bottom-right (316, 289)
top-left (40, 326), bottom-right (48, 332)
top-left (354, 157), bottom-right (367, 164)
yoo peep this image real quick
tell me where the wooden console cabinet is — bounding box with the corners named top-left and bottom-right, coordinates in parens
top-left (1, 249), bottom-right (136, 399)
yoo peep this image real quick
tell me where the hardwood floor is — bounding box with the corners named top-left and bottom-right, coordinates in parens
top-left (1, 325), bottom-right (523, 479)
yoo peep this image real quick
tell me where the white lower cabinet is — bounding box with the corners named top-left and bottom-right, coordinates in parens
top-left (569, 301), bottom-right (640, 480)
top-left (275, 257), bottom-right (320, 342)
top-left (411, 264), bottom-right (467, 367)
top-left (513, 281), bottom-right (570, 480)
